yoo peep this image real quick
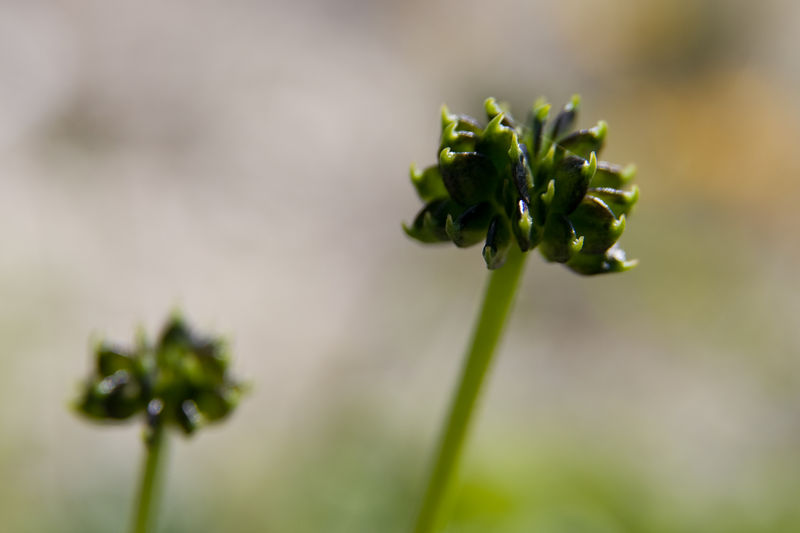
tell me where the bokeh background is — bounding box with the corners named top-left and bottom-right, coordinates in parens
top-left (2, 0), bottom-right (800, 531)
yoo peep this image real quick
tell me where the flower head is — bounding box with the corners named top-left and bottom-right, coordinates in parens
top-left (404, 96), bottom-right (638, 274)
top-left (76, 314), bottom-right (244, 439)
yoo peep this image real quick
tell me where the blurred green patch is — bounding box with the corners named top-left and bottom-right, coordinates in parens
top-left (26, 402), bottom-right (800, 532)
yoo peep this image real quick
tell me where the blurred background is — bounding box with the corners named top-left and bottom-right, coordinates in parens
top-left (2, 0), bottom-right (800, 531)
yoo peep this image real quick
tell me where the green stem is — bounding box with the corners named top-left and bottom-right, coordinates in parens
top-left (131, 424), bottom-right (167, 533)
top-left (413, 245), bottom-right (528, 533)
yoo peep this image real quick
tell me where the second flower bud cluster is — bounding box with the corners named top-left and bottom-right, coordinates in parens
top-left (76, 316), bottom-right (243, 440)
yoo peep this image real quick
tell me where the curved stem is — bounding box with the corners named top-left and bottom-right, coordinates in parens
top-left (131, 425), bottom-right (167, 533)
top-left (413, 246), bottom-right (528, 533)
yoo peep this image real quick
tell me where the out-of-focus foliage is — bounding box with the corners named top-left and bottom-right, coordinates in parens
top-left (33, 410), bottom-right (800, 532)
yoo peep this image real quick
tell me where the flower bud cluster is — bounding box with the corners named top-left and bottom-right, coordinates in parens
top-left (404, 96), bottom-right (638, 273)
top-left (76, 316), bottom-right (243, 437)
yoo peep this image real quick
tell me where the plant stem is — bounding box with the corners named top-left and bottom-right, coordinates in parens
top-left (413, 245), bottom-right (528, 533)
top-left (131, 424), bottom-right (167, 533)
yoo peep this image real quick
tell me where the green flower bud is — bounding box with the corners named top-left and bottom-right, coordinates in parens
top-left (588, 186), bottom-right (639, 218)
top-left (410, 164), bottom-right (449, 203)
top-left (591, 162), bottom-right (636, 189)
top-left (570, 197), bottom-right (626, 254)
top-left (539, 214), bottom-right (584, 263)
top-left (439, 148), bottom-right (497, 205)
top-left (446, 202), bottom-right (495, 248)
top-left (75, 315), bottom-right (244, 438)
top-left (440, 105), bottom-right (481, 133)
top-left (404, 198), bottom-right (463, 243)
top-left (566, 244), bottom-right (637, 275)
top-left (549, 153), bottom-right (595, 215)
top-left (440, 124), bottom-right (477, 153)
top-left (404, 96), bottom-right (638, 274)
top-left (556, 120), bottom-right (607, 160)
top-left (527, 98), bottom-right (551, 159)
top-left (483, 216), bottom-right (513, 269)
top-left (511, 198), bottom-right (537, 252)
top-left (550, 94), bottom-right (580, 142)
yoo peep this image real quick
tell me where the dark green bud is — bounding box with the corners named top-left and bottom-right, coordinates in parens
top-left (587, 186), bottom-right (639, 218)
top-left (539, 214), bottom-right (583, 263)
top-left (404, 198), bottom-right (463, 243)
top-left (484, 97), bottom-right (517, 128)
top-left (512, 143), bottom-right (533, 204)
top-left (80, 368), bottom-right (144, 421)
top-left (446, 202), bottom-right (495, 248)
top-left (440, 121), bottom-right (478, 153)
top-left (557, 121), bottom-right (607, 160)
top-left (439, 148), bottom-right (497, 206)
top-left (405, 96), bottom-right (638, 274)
top-left (566, 245), bottom-right (637, 275)
top-left (411, 165), bottom-right (447, 203)
top-left (96, 346), bottom-right (136, 376)
top-left (511, 198), bottom-right (538, 252)
top-left (483, 216), bottom-right (513, 269)
top-left (526, 98), bottom-right (551, 159)
top-left (550, 94), bottom-right (580, 142)
top-left (549, 152), bottom-right (596, 215)
top-left (569, 196), bottom-right (626, 254)
top-left (591, 162), bottom-right (636, 189)
top-left (478, 113), bottom-right (519, 170)
top-left (440, 105), bottom-right (482, 133)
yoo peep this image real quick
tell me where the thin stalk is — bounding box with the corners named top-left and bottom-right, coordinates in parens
top-left (413, 245), bottom-right (528, 533)
top-left (131, 424), bottom-right (167, 533)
